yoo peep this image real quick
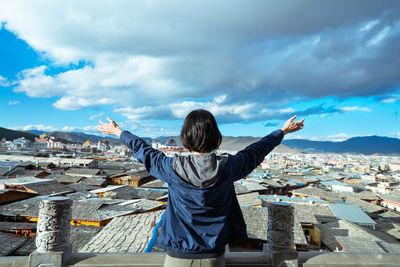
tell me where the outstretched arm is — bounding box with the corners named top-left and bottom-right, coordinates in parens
top-left (230, 115), bottom-right (305, 180)
top-left (97, 118), bottom-right (173, 183)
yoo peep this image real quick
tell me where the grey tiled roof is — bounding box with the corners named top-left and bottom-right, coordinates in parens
top-left (374, 218), bottom-right (400, 240)
top-left (336, 236), bottom-right (385, 253)
top-left (0, 222), bottom-right (37, 231)
top-left (241, 206), bottom-right (307, 246)
top-left (379, 193), bottom-right (400, 204)
top-left (12, 225), bottom-right (102, 255)
top-left (65, 168), bottom-right (104, 176)
top-left (292, 206), bottom-right (319, 224)
top-left (90, 185), bottom-right (167, 200)
top-left (343, 196), bottom-right (383, 213)
top-left (0, 177), bottom-right (73, 196)
top-left (241, 207), bottom-right (268, 240)
top-left (66, 183), bottom-right (99, 193)
top-left (329, 204), bottom-right (376, 227)
top-left (80, 177), bottom-right (107, 186)
top-left (290, 203), bottom-right (336, 222)
top-left (24, 179), bottom-right (73, 196)
top-left (79, 210), bottom-right (164, 253)
top-left (234, 181), bottom-right (267, 195)
top-left (0, 231), bottom-right (28, 256)
top-left (317, 220), bottom-right (382, 251)
top-left (140, 179), bottom-right (168, 188)
top-left (96, 199), bottom-right (164, 220)
top-left (5, 169), bottom-right (49, 178)
top-left (237, 192), bottom-right (261, 207)
top-left (0, 196), bottom-right (45, 217)
top-left (380, 210), bottom-right (400, 220)
top-left (48, 174), bottom-right (85, 183)
top-left (378, 241), bottom-right (400, 253)
top-left (111, 170), bottom-right (151, 180)
top-left (0, 167), bottom-right (10, 174)
top-left (0, 196), bottom-right (163, 222)
top-left (102, 169), bottom-right (126, 176)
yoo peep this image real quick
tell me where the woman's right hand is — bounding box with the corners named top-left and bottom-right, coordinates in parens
top-left (281, 115), bottom-right (304, 135)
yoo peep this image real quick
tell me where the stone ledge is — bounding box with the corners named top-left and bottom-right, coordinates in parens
top-left (304, 252), bottom-right (400, 266)
top-left (1, 252), bottom-right (400, 267)
top-left (68, 252), bottom-right (271, 267)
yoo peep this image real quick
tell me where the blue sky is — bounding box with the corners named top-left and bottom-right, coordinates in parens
top-left (1, 1), bottom-right (400, 141)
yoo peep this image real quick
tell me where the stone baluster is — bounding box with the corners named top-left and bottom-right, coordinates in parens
top-left (264, 202), bottom-right (298, 267)
top-left (29, 197), bottom-right (73, 267)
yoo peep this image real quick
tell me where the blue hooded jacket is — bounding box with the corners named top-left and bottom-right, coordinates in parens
top-left (120, 129), bottom-right (284, 258)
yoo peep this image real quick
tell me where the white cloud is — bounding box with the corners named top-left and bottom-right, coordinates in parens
top-left (89, 113), bottom-right (105, 120)
top-left (169, 97), bottom-right (255, 119)
top-left (0, 75), bottom-right (11, 87)
top-left (82, 125), bottom-right (98, 132)
top-left (11, 124), bottom-right (58, 132)
top-left (61, 126), bottom-right (77, 132)
top-left (310, 133), bottom-right (356, 142)
top-left (1, 1), bottom-right (400, 124)
top-left (114, 96), bottom-right (300, 123)
top-left (14, 66), bottom-right (67, 97)
top-left (382, 94), bottom-right (400, 103)
top-left (10, 124), bottom-right (100, 134)
top-left (286, 133), bottom-right (356, 142)
top-left (340, 106), bottom-right (372, 112)
top-left (8, 100), bottom-right (20, 105)
top-left (13, 56), bottom-right (188, 110)
top-left (368, 26), bottom-right (391, 46)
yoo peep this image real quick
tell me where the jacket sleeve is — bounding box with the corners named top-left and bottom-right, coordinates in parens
top-left (229, 130), bottom-right (284, 181)
top-left (120, 130), bottom-right (174, 183)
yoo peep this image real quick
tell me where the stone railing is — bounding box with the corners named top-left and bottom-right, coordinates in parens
top-left (0, 198), bottom-right (399, 267)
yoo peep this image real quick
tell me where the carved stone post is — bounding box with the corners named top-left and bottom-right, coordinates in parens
top-left (29, 197), bottom-right (73, 267)
top-left (264, 202), bottom-right (298, 267)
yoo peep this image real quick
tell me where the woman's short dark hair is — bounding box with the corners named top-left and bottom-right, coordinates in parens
top-left (180, 109), bottom-right (222, 153)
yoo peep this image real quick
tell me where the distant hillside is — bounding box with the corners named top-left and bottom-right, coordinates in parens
top-left (283, 135), bottom-right (400, 155)
top-left (7, 127), bottom-right (400, 155)
top-left (0, 127), bottom-right (38, 141)
top-left (154, 136), bottom-right (181, 146)
top-left (219, 136), bottom-right (298, 153)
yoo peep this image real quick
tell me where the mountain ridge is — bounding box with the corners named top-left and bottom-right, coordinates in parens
top-left (282, 135), bottom-right (400, 155)
top-left (0, 127), bottom-right (398, 154)
top-left (0, 127), bottom-right (38, 141)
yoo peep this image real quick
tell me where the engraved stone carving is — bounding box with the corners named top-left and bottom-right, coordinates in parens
top-left (36, 197), bottom-right (72, 253)
top-left (267, 202), bottom-right (294, 251)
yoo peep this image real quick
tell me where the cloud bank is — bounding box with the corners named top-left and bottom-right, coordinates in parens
top-left (1, 0), bottom-right (399, 123)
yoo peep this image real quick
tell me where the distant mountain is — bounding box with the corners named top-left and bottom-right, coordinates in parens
top-left (5, 127), bottom-right (400, 154)
top-left (154, 136), bottom-right (181, 146)
top-left (0, 127), bottom-right (38, 141)
top-left (282, 135), bottom-right (400, 155)
top-left (220, 136), bottom-right (298, 153)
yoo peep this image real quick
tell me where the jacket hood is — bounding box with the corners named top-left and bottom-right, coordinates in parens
top-left (172, 153), bottom-right (228, 189)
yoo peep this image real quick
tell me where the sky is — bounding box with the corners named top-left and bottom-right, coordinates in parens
top-left (1, 0), bottom-right (400, 141)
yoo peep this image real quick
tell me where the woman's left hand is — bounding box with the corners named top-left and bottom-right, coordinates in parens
top-left (98, 117), bottom-right (123, 137)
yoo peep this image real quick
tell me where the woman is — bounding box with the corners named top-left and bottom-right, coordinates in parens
top-left (98, 109), bottom-right (304, 267)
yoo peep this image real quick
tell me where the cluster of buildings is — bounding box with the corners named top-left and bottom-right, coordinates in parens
top-left (0, 135), bottom-right (399, 257)
top-left (0, 134), bottom-right (132, 157)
